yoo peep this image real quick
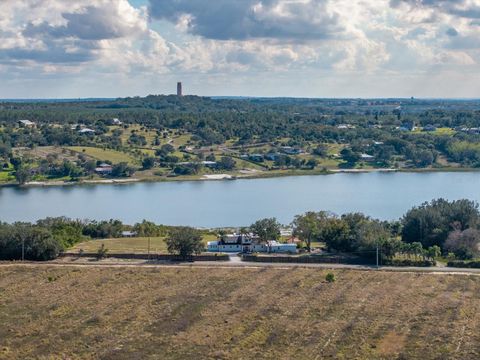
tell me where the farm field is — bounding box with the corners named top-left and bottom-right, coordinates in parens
top-left (0, 266), bottom-right (479, 359)
top-left (69, 235), bottom-right (217, 254)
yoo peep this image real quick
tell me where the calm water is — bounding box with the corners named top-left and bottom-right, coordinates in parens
top-left (0, 172), bottom-right (479, 227)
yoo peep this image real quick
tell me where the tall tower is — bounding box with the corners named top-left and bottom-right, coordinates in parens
top-left (177, 82), bottom-right (183, 96)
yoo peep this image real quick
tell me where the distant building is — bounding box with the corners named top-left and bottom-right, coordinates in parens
top-left (207, 233), bottom-right (297, 254)
top-left (360, 154), bottom-right (375, 162)
top-left (177, 82), bottom-right (183, 96)
top-left (18, 119), bottom-right (35, 128)
top-left (201, 161), bottom-right (217, 168)
top-left (112, 118), bottom-right (122, 125)
top-left (248, 154), bottom-right (264, 162)
top-left (78, 128), bottom-right (95, 134)
top-left (121, 231), bottom-right (137, 238)
top-left (95, 163), bottom-right (113, 175)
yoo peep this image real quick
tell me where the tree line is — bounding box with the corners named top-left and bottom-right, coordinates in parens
top-left (2, 198), bottom-right (480, 262)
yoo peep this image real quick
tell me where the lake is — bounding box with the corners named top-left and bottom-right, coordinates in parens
top-left (1, 172), bottom-right (479, 227)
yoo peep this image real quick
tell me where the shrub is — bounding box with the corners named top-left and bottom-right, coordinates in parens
top-left (326, 273), bottom-right (336, 283)
top-left (447, 260), bottom-right (480, 268)
top-left (383, 259), bottom-right (436, 267)
top-left (96, 244), bottom-right (108, 260)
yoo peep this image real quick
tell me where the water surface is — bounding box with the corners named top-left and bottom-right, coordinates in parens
top-left (1, 172), bottom-right (479, 227)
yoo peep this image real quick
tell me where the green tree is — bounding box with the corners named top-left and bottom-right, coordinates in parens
top-left (217, 156), bottom-right (236, 170)
top-left (133, 220), bottom-right (165, 237)
top-left (292, 211), bottom-right (324, 252)
top-left (15, 167), bottom-right (31, 185)
top-left (402, 199), bottom-right (480, 249)
top-left (165, 227), bottom-right (204, 260)
top-left (142, 157), bottom-right (155, 170)
top-left (250, 218), bottom-right (281, 243)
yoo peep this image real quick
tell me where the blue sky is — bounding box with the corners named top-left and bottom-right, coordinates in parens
top-left (1, 0), bottom-right (480, 98)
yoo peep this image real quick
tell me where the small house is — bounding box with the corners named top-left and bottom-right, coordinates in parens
top-left (112, 118), bottom-right (122, 125)
top-left (121, 231), bottom-right (137, 238)
top-left (201, 161), bottom-right (217, 168)
top-left (78, 128), bottom-right (95, 134)
top-left (18, 120), bottom-right (35, 128)
top-left (360, 154), bottom-right (375, 162)
top-left (95, 163), bottom-right (113, 175)
top-left (248, 154), bottom-right (264, 162)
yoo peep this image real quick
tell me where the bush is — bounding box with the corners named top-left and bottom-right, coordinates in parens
top-left (96, 244), bottom-right (108, 260)
top-left (325, 273), bottom-right (336, 283)
top-left (383, 259), bottom-right (436, 267)
top-left (447, 260), bottom-right (480, 268)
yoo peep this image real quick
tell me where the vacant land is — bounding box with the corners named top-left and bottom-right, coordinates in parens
top-left (69, 235), bottom-right (217, 254)
top-left (0, 266), bottom-right (479, 359)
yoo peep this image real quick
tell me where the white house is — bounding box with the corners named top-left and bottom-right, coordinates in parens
top-left (18, 119), bottom-right (35, 128)
top-left (360, 154), bottom-right (375, 161)
top-left (112, 118), bottom-right (122, 125)
top-left (95, 163), bottom-right (113, 175)
top-left (78, 128), bottom-right (95, 134)
top-left (207, 234), bottom-right (297, 254)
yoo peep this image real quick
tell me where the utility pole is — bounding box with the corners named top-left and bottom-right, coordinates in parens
top-left (376, 242), bottom-right (379, 269)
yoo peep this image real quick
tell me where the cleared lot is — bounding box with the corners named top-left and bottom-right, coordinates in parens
top-left (0, 266), bottom-right (479, 359)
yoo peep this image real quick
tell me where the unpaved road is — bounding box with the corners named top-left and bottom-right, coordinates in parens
top-left (1, 257), bottom-right (480, 276)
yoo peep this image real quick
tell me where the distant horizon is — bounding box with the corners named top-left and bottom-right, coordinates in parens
top-left (1, 95), bottom-right (480, 102)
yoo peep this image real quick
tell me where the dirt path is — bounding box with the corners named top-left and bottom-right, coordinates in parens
top-left (2, 259), bottom-right (480, 276)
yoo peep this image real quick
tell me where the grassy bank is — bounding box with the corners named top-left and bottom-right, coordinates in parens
top-left (0, 266), bottom-right (479, 359)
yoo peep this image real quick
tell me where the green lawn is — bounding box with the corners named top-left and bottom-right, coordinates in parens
top-left (67, 146), bottom-right (139, 165)
top-left (0, 171), bottom-right (14, 182)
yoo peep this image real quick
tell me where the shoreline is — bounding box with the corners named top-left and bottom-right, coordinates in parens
top-left (1, 166), bottom-right (480, 188)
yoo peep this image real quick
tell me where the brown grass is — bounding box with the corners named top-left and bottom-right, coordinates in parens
top-left (0, 266), bottom-right (480, 359)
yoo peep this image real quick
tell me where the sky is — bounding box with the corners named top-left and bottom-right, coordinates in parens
top-left (1, 0), bottom-right (480, 98)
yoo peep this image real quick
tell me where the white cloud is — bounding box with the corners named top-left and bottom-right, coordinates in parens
top-left (0, 0), bottom-right (480, 97)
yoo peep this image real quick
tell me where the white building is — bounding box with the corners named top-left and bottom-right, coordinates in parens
top-left (78, 128), bottom-right (95, 134)
top-left (207, 234), bottom-right (297, 254)
top-left (18, 119), bottom-right (35, 127)
top-left (112, 118), bottom-right (122, 125)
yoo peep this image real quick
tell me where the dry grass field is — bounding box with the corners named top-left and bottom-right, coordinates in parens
top-left (1, 266), bottom-right (480, 359)
top-left (69, 235), bottom-right (217, 254)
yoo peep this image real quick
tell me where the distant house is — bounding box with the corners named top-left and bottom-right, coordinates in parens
top-left (248, 154), bottom-right (264, 162)
top-left (280, 228), bottom-right (293, 237)
top-left (280, 146), bottom-right (302, 155)
top-left (201, 161), bottom-right (217, 168)
top-left (207, 233), bottom-right (297, 254)
top-left (112, 118), bottom-right (122, 125)
top-left (337, 124), bottom-right (356, 129)
top-left (399, 122), bottom-right (416, 131)
top-left (360, 154), bottom-right (375, 162)
top-left (95, 163), bottom-right (113, 175)
top-left (121, 231), bottom-right (137, 238)
top-left (18, 119), bottom-right (35, 128)
top-left (78, 128), bottom-right (95, 134)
